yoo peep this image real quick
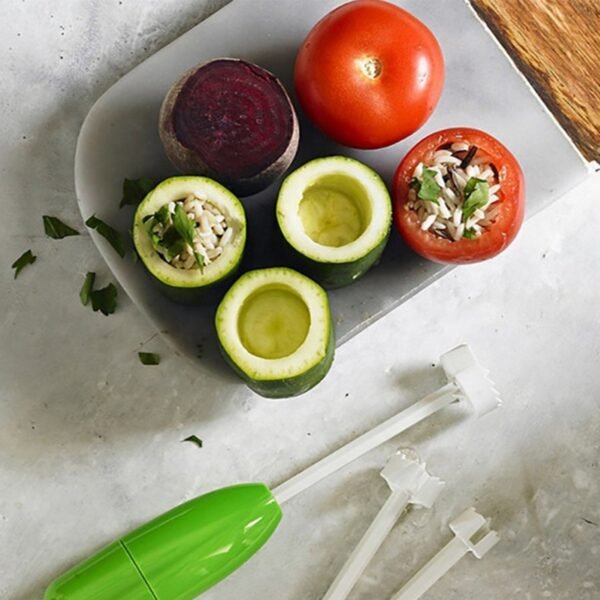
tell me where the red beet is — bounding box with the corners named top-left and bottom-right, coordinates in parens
top-left (159, 58), bottom-right (299, 196)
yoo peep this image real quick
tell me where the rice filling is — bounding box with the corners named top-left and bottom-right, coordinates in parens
top-left (144, 193), bottom-right (233, 270)
top-left (407, 143), bottom-right (502, 241)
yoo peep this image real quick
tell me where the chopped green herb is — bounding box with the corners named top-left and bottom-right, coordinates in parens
top-left (85, 215), bottom-right (125, 258)
top-left (11, 249), bottom-right (36, 279)
top-left (409, 178), bottom-right (421, 191)
top-left (463, 228), bottom-right (477, 240)
top-left (138, 352), bottom-right (160, 365)
top-left (120, 177), bottom-right (155, 208)
top-left (90, 283), bottom-right (117, 316)
top-left (79, 272), bottom-right (96, 305)
top-left (173, 204), bottom-right (204, 271)
top-left (417, 168), bottom-right (441, 203)
top-left (43, 216), bottom-right (80, 239)
top-left (182, 435), bottom-right (203, 448)
top-left (463, 177), bottom-right (486, 199)
top-left (463, 179), bottom-right (489, 221)
top-left (162, 237), bottom-right (187, 262)
top-left (155, 204), bottom-right (171, 225)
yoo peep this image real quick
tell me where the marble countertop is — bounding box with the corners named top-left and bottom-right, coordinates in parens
top-left (1, 1), bottom-right (599, 599)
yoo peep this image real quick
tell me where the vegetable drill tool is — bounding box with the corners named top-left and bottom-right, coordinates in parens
top-left (391, 507), bottom-right (500, 600)
top-left (45, 345), bottom-right (500, 599)
top-left (323, 450), bottom-right (444, 600)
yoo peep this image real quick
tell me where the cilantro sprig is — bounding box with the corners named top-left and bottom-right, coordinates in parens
top-left (120, 177), bottom-right (155, 208)
top-left (90, 283), bottom-right (118, 316)
top-left (43, 216), bottom-right (80, 239)
top-left (85, 215), bottom-right (125, 258)
top-left (11, 249), bottom-right (36, 279)
top-left (412, 168), bottom-right (441, 203)
top-left (138, 352), bottom-right (160, 365)
top-left (181, 435), bottom-right (203, 448)
top-left (462, 178), bottom-right (489, 221)
top-left (172, 204), bottom-right (204, 271)
top-left (79, 272), bottom-right (96, 305)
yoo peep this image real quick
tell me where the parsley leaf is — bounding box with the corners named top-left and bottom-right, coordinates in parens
top-left (85, 215), bottom-right (125, 258)
top-left (155, 204), bottom-right (172, 225)
top-left (173, 204), bottom-right (204, 271)
top-left (463, 228), bottom-right (477, 240)
top-left (138, 352), bottom-right (160, 365)
top-left (462, 178), bottom-right (489, 221)
top-left (11, 249), bottom-right (36, 279)
top-left (79, 272), bottom-right (96, 306)
top-left (90, 283), bottom-right (117, 315)
top-left (417, 168), bottom-right (441, 203)
top-left (120, 177), bottom-right (155, 208)
top-left (181, 435), bottom-right (203, 448)
top-left (43, 216), bottom-right (80, 239)
top-left (463, 177), bottom-right (486, 199)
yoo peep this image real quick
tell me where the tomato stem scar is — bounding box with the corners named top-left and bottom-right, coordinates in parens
top-left (359, 57), bottom-right (382, 79)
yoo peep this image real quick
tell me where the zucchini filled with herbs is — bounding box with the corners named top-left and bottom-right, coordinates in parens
top-left (215, 267), bottom-right (334, 398)
top-left (276, 156), bottom-right (392, 288)
top-left (133, 176), bottom-right (246, 303)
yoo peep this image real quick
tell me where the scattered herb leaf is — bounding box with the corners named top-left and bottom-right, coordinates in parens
top-left (138, 352), bottom-right (160, 365)
top-left (79, 272), bottom-right (96, 306)
top-left (173, 204), bottom-right (204, 271)
top-left (409, 178), bottom-right (421, 191)
top-left (11, 249), bottom-right (36, 279)
top-left (43, 215), bottom-right (80, 239)
top-left (417, 168), bottom-right (441, 203)
top-left (90, 283), bottom-right (117, 316)
top-left (120, 177), bottom-right (155, 208)
top-left (462, 179), bottom-right (489, 221)
top-left (85, 215), bottom-right (125, 258)
top-left (182, 435), bottom-right (203, 448)
top-left (463, 228), bottom-right (477, 240)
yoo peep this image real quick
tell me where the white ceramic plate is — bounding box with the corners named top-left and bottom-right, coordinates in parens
top-left (75, 0), bottom-right (588, 375)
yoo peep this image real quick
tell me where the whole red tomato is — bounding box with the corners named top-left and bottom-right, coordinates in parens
top-left (393, 127), bottom-right (525, 264)
top-left (294, 0), bottom-right (444, 149)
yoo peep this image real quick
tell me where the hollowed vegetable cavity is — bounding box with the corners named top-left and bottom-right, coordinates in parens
top-left (276, 156), bottom-right (392, 288)
top-left (215, 267), bottom-right (334, 398)
top-left (238, 285), bottom-right (310, 359)
top-left (298, 174), bottom-right (372, 247)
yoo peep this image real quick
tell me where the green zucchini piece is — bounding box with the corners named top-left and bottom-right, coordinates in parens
top-left (276, 156), bottom-right (392, 288)
top-left (215, 267), bottom-right (334, 398)
top-left (132, 176), bottom-right (246, 304)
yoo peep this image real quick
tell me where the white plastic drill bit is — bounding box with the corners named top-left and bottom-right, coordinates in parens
top-left (273, 345), bottom-right (500, 504)
top-left (323, 450), bottom-right (444, 600)
top-left (391, 507), bottom-right (500, 600)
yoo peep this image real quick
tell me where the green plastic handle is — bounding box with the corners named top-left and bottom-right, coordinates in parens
top-left (45, 483), bottom-right (282, 599)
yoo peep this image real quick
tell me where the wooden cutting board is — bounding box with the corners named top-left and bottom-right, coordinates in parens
top-left (471, 0), bottom-right (600, 162)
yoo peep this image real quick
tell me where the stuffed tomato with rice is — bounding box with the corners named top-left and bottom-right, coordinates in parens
top-left (393, 127), bottom-right (525, 264)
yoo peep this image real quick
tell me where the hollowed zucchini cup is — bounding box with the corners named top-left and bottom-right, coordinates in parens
top-left (215, 267), bottom-right (334, 398)
top-left (276, 156), bottom-right (392, 288)
top-left (132, 176), bottom-right (246, 304)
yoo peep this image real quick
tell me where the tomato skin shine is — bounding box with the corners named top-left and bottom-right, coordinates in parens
top-left (393, 128), bottom-right (526, 264)
top-left (294, 0), bottom-right (444, 149)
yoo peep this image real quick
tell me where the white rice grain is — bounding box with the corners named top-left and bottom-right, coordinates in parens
top-left (421, 214), bottom-right (437, 231)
